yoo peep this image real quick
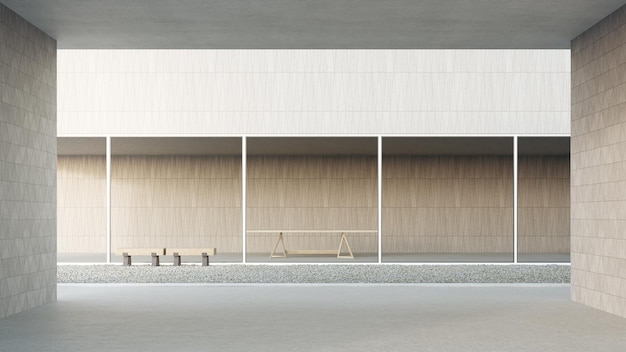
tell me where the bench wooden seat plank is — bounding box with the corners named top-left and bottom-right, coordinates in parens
top-left (115, 248), bottom-right (166, 256)
top-left (115, 248), bottom-right (166, 266)
top-left (167, 248), bottom-right (216, 256)
top-left (248, 230), bottom-right (377, 233)
top-left (286, 249), bottom-right (339, 255)
top-left (167, 247), bottom-right (217, 266)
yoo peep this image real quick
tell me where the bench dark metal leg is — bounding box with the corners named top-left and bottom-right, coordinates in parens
top-left (173, 253), bottom-right (181, 266)
top-left (202, 253), bottom-right (210, 266)
top-left (123, 253), bottom-right (132, 266)
top-left (151, 253), bottom-right (160, 266)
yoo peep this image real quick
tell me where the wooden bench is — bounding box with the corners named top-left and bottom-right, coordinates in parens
top-left (116, 248), bottom-right (166, 266)
top-left (247, 230), bottom-right (377, 259)
top-left (167, 248), bottom-right (217, 266)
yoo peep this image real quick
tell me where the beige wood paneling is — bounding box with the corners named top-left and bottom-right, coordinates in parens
top-left (58, 153), bottom-right (569, 256)
top-left (111, 156), bottom-right (243, 253)
top-left (518, 156), bottom-right (570, 253)
top-left (382, 156), bottom-right (514, 253)
top-left (57, 156), bottom-right (107, 253)
top-left (246, 156), bottom-right (378, 253)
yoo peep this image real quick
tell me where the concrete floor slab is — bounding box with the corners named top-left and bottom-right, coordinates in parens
top-left (1, 284), bottom-right (625, 351)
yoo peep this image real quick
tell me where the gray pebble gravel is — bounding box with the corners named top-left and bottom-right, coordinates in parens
top-left (58, 264), bottom-right (570, 284)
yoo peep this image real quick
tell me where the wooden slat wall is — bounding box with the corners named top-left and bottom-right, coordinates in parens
top-left (111, 156), bottom-right (242, 253)
top-left (518, 156), bottom-right (570, 253)
top-left (57, 153), bottom-right (569, 256)
top-left (246, 156), bottom-right (378, 253)
top-left (57, 156), bottom-right (107, 253)
top-left (382, 156), bottom-right (514, 253)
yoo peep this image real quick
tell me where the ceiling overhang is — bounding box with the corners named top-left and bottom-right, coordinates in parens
top-left (1, 0), bottom-right (625, 49)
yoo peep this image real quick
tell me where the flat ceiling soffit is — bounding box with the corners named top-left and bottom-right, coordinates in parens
top-left (56, 137), bottom-right (243, 156)
top-left (518, 137), bottom-right (570, 156)
top-left (248, 137), bottom-right (378, 156)
top-left (57, 137), bottom-right (106, 155)
top-left (57, 137), bottom-right (570, 156)
top-left (382, 137), bottom-right (570, 156)
top-left (383, 137), bottom-right (514, 156)
top-left (111, 137), bottom-right (242, 156)
top-left (2, 0), bottom-right (625, 49)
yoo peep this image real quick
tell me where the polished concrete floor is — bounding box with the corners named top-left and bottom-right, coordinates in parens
top-left (1, 284), bottom-right (625, 351)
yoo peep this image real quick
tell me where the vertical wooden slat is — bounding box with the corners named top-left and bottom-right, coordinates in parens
top-left (382, 155), bottom-right (514, 253)
top-left (57, 156), bottom-right (107, 254)
top-left (518, 155), bottom-right (570, 253)
top-left (246, 155), bottom-right (378, 253)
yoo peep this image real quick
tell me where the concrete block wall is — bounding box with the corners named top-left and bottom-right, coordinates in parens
top-left (571, 4), bottom-right (626, 318)
top-left (0, 4), bottom-right (57, 318)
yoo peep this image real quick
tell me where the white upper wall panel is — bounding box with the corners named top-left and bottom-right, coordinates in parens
top-left (58, 50), bottom-right (570, 135)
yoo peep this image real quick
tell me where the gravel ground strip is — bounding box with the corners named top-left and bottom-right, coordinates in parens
top-left (58, 264), bottom-right (570, 284)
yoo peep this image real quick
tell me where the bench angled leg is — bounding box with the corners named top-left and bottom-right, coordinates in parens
top-left (151, 253), bottom-right (160, 266)
top-left (173, 253), bottom-right (182, 266)
top-left (202, 253), bottom-right (210, 266)
top-left (270, 232), bottom-right (287, 258)
top-left (122, 253), bottom-right (132, 266)
top-left (337, 233), bottom-right (354, 259)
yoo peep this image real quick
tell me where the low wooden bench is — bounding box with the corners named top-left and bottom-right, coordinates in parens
top-left (167, 248), bottom-right (217, 266)
top-left (116, 248), bottom-right (166, 266)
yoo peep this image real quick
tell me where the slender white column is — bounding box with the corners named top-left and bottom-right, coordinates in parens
top-left (378, 136), bottom-right (383, 263)
top-left (513, 136), bottom-right (518, 264)
top-left (242, 136), bottom-right (247, 263)
top-left (106, 136), bottom-right (112, 263)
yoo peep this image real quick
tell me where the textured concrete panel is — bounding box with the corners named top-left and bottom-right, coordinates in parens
top-left (0, 3), bottom-right (56, 319)
top-left (571, 3), bottom-right (626, 318)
